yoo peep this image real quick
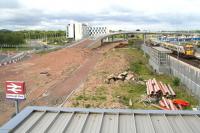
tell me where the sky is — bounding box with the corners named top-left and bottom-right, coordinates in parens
top-left (1, 0), bottom-right (200, 31)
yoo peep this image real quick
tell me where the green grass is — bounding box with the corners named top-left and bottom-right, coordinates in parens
top-left (129, 61), bottom-right (152, 79)
top-left (73, 86), bottom-right (108, 108)
top-left (122, 48), bottom-right (199, 110)
top-left (112, 83), bottom-right (157, 109)
top-left (173, 86), bottom-right (199, 109)
top-left (75, 86), bottom-right (107, 103)
top-left (0, 47), bottom-right (33, 52)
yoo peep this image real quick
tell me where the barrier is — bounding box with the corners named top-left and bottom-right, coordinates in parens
top-left (142, 44), bottom-right (200, 100)
top-left (169, 56), bottom-right (200, 98)
top-left (0, 52), bottom-right (26, 68)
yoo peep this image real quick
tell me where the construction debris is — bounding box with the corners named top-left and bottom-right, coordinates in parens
top-left (137, 81), bottom-right (145, 85)
top-left (105, 71), bottom-right (136, 84)
top-left (129, 99), bottom-right (133, 106)
top-left (151, 104), bottom-right (169, 110)
top-left (154, 97), bottom-right (188, 110)
top-left (40, 71), bottom-right (51, 76)
top-left (172, 99), bottom-right (190, 107)
top-left (125, 74), bottom-right (134, 80)
top-left (142, 97), bottom-right (157, 104)
top-left (114, 42), bottom-right (128, 48)
top-left (146, 78), bottom-right (189, 110)
top-left (158, 97), bottom-right (179, 110)
top-left (146, 78), bottom-right (176, 98)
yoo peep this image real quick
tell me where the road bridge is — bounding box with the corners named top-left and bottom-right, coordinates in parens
top-left (88, 31), bottom-right (200, 48)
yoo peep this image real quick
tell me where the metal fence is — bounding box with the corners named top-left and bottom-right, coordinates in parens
top-left (0, 52), bottom-right (27, 67)
top-left (0, 44), bottom-right (28, 48)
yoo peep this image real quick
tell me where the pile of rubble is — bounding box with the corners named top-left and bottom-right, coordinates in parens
top-left (145, 78), bottom-right (189, 110)
top-left (114, 42), bottom-right (128, 48)
top-left (105, 71), bottom-right (135, 84)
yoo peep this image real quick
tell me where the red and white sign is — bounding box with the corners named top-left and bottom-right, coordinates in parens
top-left (5, 81), bottom-right (26, 100)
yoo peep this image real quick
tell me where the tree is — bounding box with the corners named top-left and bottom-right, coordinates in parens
top-left (0, 31), bottom-right (25, 47)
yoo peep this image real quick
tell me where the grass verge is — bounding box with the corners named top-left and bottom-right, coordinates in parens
top-left (72, 86), bottom-right (107, 108)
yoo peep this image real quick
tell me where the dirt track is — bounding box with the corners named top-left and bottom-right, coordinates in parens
top-left (0, 39), bottom-right (121, 125)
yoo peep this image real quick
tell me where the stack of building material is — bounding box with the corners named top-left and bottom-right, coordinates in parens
top-left (158, 97), bottom-right (179, 110)
top-left (146, 78), bottom-right (187, 110)
top-left (157, 97), bottom-right (190, 110)
top-left (146, 78), bottom-right (176, 97)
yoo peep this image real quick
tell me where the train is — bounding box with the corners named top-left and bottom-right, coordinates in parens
top-left (158, 37), bottom-right (200, 42)
top-left (160, 42), bottom-right (195, 57)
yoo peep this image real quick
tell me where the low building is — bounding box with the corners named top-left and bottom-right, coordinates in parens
top-left (149, 47), bottom-right (172, 74)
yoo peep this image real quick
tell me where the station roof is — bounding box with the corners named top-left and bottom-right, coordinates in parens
top-left (1, 106), bottom-right (200, 133)
top-left (152, 47), bottom-right (172, 53)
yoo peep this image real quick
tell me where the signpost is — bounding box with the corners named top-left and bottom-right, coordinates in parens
top-left (5, 81), bottom-right (26, 114)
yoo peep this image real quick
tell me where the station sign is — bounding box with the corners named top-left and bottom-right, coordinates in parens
top-left (5, 81), bottom-right (26, 100)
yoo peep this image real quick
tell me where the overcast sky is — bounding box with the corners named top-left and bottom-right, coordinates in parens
top-left (1, 0), bottom-right (200, 31)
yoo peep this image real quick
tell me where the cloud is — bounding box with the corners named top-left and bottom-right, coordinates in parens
top-left (1, 0), bottom-right (200, 30)
top-left (0, 0), bottom-right (20, 9)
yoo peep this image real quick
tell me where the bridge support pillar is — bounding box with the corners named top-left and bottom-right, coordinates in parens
top-left (143, 33), bottom-right (146, 44)
top-left (123, 34), bottom-right (126, 40)
top-left (101, 39), bottom-right (103, 45)
top-left (107, 37), bottom-right (112, 42)
top-left (105, 37), bottom-right (109, 42)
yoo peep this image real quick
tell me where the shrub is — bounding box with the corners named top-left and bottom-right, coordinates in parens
top-left (130, 62), bottom-right (141, 73)
top-left (173, 77), bottom-right (180, 86)
top-left (85, 104), bottom-right (91, 108)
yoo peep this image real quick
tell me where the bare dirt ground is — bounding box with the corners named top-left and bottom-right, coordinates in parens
top-left (0, 39), bottom-right (92, 125)
top-left (0, 40), bottom-right (122, 125)
top-left (64, 45), bottom-right (130, 108)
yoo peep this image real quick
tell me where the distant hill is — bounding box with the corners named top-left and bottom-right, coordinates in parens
top-left (0, 29), bottom-right (12, 32)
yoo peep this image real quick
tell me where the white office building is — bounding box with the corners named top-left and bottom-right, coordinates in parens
top-left (87, 26), bottom-right (108, 38)
top-left (66, 22), bottom-right (109, 40)
top-left (66, 22), bottom-right (88, 40)
top-left (66, 23), bottom-right (74, 39)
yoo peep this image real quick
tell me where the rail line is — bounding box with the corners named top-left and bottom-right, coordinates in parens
top-left (170, 53), bottom-right (200, 69)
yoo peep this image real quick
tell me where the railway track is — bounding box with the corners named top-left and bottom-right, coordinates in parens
top-left (170, 53), bottom-right (200, 69)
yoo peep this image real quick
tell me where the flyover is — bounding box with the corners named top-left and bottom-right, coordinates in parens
top-left (88, 31), bottom-right (200, 49)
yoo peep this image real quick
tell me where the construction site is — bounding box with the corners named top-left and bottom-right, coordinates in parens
top-left (1, 31), bottom-right (200, 132)
top-left (2, 0), bottom-right (200, 131)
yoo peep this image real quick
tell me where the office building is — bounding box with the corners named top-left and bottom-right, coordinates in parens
top-left (66, 22), bottom-right (109, 40)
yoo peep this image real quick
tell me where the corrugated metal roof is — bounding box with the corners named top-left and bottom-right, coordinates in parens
top-left (1, 106), bottom-right (200, 133)
top-left (153, 47), bottom-right (172, 53)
